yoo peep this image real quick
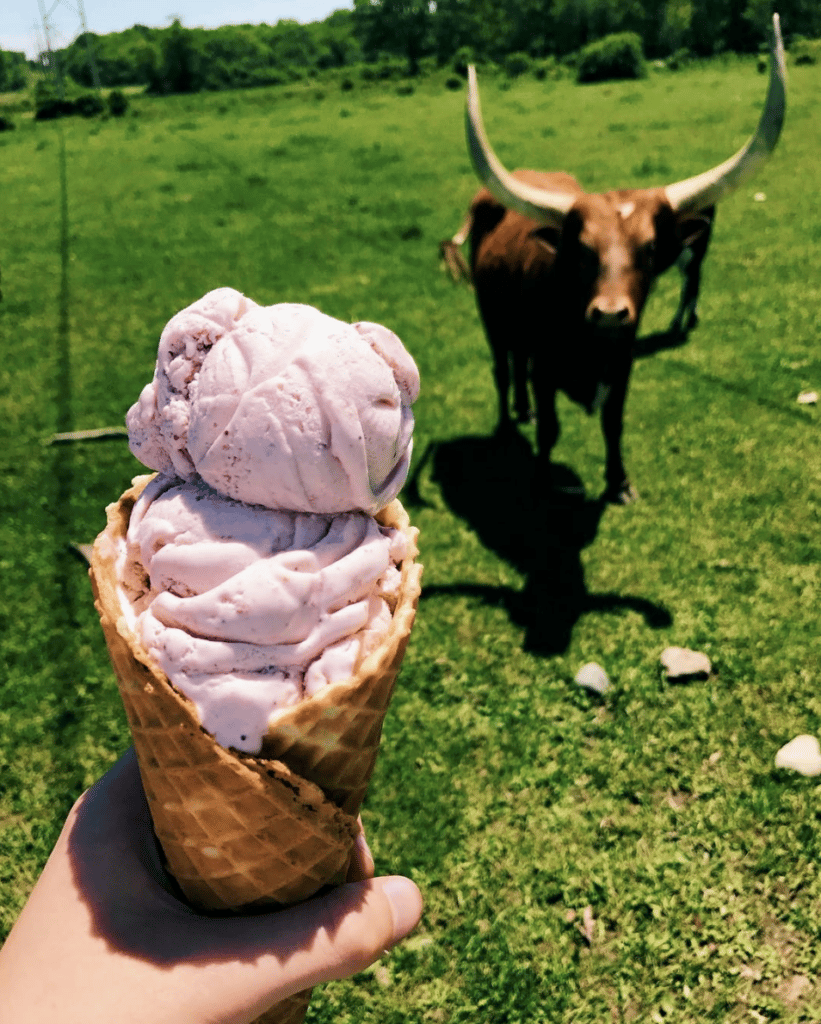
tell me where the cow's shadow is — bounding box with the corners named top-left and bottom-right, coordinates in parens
top-left (634, 326), bottom-right (692, 358)
top-left (405, 430), bottom-right (671, 655)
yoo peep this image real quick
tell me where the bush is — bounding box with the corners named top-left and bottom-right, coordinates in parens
top-left (74, 92), bottom-right (105, 117)
top-left (451, 46), bottom-right (475, 78)
top-left (34, 94), bottom-right (75, 120)
top-left (576, 32), bottom-right (646, 83)
top-left (33, 77), bottom-right (75, 120)
top-left (0, 115), bottom-right (15, 132)
top-left (791, 38), bottom-right (821, 65)
top-left (360, 55), bottom-right (406, 81)
top-left (445, 74), bottom-right (463, 90)
top-left (107, 89), bottom-right (129, 116)
top-left (32, 78), bottom-right (107, 120)
top-left (665, 48), bottom-right (692, 71)
top-left (504, 52), bottom-right (532, 78)
top-left (533, 56), bottom-right (560, 80)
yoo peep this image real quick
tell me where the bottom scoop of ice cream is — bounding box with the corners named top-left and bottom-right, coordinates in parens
top-left (126, 289), bottom-right (420, 514)
top-left (120, 474), bottom-right (410, 753)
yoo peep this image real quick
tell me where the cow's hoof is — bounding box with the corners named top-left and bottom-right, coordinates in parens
top-left (604, 480), bottom-right (639, 505)
top-left (669, 310), bottom-right (699, 338)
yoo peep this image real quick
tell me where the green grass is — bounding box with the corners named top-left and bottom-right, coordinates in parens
top-left (3, 58), bottom-right (821, 1021)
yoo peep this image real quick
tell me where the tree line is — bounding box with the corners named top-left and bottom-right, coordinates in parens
top-left (353, 0), bottom-right (821, 69)
top-left (2, 0), bottom-right (820, 97)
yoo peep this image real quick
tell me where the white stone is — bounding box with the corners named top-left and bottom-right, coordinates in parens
top-left (575, 662), bottom-right (611, 695)
top-left (797, 391), bottom-right (818, 405)
top-left (774, 735), bottom-right (821, 777)
top-left (660, 646), bottom-right (711, 680)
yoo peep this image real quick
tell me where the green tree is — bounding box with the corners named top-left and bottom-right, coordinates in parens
top-left (0, 49), bottom-right (29, 91)
top-left (654, 0), bottom-right (693, 56)
top-left (758, 0), bottom-right (821, 40)
top-left (430, 0), bottom-right (472, 63)
top-left (353, 0), bottom-right (433, 74)
top-left (429, 0), bottom-right (518, 62)
top-left (314, 9), bottom-right (362, 67)
top-left (146, 19), bottom-right (203, 94)
top-left (687, 0), bottom-right (763, 53)
top-left (268, 20), bottom-right (317, 69)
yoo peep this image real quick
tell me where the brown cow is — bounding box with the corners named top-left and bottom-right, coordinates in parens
top-left (444, 14), bottom-right (786, 504)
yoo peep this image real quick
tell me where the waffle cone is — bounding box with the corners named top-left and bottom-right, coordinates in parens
top-left (89, 474), bottom-right (421, 1024)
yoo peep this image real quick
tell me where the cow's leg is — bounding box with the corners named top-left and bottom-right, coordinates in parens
top-left (536, 389), bottom-right (559, 463)
top-left (477, 296), bottom-right (517, 431)
top-left (489, 339), bottom-right (513, 429)
top-left (669, 247), bottom-right (701, 336)
top-left (669, 207), bottom-right (714, 337)
top-left (511, 347), bottom-right (531, 422)
top-left (600, 362), bottom-right (637, 504)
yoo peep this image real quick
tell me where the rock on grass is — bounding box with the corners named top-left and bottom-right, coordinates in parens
top-left (660, 646), bottom-right (711, 682)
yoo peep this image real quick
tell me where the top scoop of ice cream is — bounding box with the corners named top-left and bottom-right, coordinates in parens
top-left (127, 288), bottom-right (420, 514)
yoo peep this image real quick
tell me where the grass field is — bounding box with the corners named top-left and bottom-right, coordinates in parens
top-left (2, 56), bottom-right (821, 1022)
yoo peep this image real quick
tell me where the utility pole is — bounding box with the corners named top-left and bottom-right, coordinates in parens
top-left (37, 0), bottom-right (65, 99)
top-left (37, 0), bottom-right (103, 94)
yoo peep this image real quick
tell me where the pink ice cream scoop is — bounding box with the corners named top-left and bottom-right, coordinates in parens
top-left (119, 474), bottom-right (408, 752)
top-left (126, 287), bottom-right (420, 514)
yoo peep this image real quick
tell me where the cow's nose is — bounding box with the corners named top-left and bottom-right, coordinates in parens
top-left (587, 302), bottom-right (632, 329)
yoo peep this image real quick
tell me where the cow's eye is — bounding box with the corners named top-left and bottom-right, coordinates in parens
top-left (638, 240), bottom-right (656, 271)
top-left (577, 243), bottom-right (600, 278)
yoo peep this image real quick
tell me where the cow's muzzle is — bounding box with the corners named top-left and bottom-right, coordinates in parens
top-left (585, 297), bottom-right (636, 331)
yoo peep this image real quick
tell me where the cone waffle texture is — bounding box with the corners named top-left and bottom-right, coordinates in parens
top-left (89, 473), bottom-right (421, 1024)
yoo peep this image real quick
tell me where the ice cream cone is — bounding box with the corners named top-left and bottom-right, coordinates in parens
top-left (89, 474), bottom-right (422, 1024)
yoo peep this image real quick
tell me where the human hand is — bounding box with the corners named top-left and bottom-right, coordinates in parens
top-left (0, 749), bottom-right (422, 1024)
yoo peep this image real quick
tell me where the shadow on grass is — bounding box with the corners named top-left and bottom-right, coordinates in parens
top-left (635, 326), bottom-right (819, 424)
top-left (49, 127), bottom-right (89, 778)
top-left (405, 430), bottom-right (671, 655)
top-left (634, 328), bottom-right (692, 358)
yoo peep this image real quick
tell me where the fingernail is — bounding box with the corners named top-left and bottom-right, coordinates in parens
top-left (381, 876), bottom-right (423, 943)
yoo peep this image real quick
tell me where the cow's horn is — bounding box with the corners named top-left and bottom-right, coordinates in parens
top-left (465, 65), bottom-right (575, 223)
top-left (665, 13), bottom-right (786, 213)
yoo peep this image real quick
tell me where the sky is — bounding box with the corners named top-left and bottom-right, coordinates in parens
top-left (1, 1), bottom-right (354, 58)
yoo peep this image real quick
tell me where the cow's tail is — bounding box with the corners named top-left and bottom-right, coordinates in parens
top-left (439, 213), bottom-right (472, 284)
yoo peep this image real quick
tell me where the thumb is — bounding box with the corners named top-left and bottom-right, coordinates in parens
top-left (193, 875), bottom-right (423, 1020)
top-left (293, 875), bottom-right (423, 987)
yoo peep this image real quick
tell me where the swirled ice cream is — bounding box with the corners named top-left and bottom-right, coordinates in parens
top-left (127, 288), bottom-right (418, 514)
top-left (118, 288), bottom-right (419, 752)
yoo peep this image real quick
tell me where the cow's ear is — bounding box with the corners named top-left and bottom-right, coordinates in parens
top-left (529, 224), bottom-right (560, 255)
top-left (676, 213), bottom-right (712, 249)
